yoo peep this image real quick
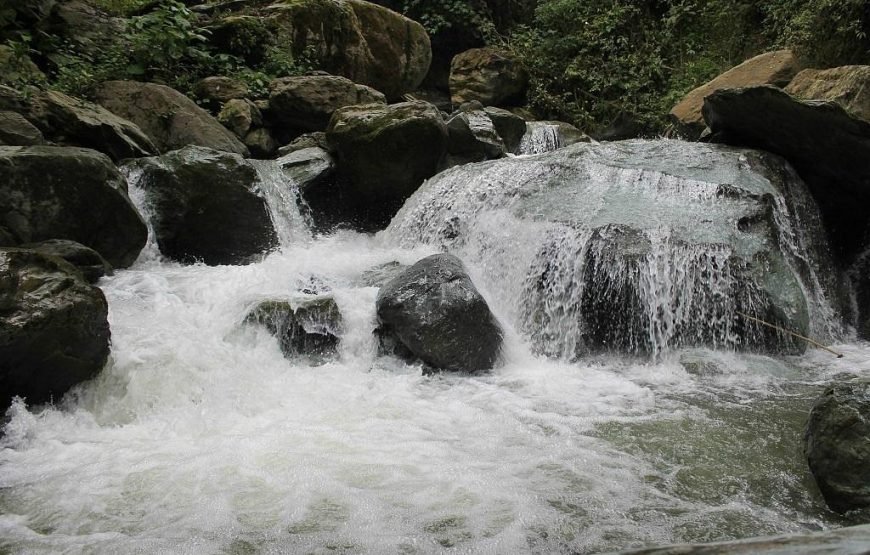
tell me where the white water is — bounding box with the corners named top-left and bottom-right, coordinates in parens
top-left (518, 122), bottom-right (562, 155)
top-left (2, 154), bottom-right (869, 554)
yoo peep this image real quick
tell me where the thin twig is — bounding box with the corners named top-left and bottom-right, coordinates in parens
top-left (736, 311), bottom-right (843, 358)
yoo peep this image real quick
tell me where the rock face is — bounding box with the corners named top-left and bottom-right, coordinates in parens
top-left (804, 381), bottom-right (870, 514)
top-left (483, 107), bottom-right (526, 153)
top-left (785, 65), bottom-right (870, 121)
top-left (245, 296), bottom-right (343, 362)
top-left (702, 86), bottom-right (870, 264)
top-left (194, 76), bottom-right (250, 107)
top-left (0, 146), bottom-right (147, 268)
top-left (449, 47), bottom-right (529, 107)
top-left (670, 50), bottom-right (800, 139)
top-left (268, 74), bottom-right (386, 132)
top-left (29, 90), bottom-right (158, 161)
top-left (445, 107), bottom-right (506, 166)
top-left (94, 80), bottom-right (249, 156)
top-left (209, 0), bottom-right (431, 99)
top-left (609, 523), bottom-right (870, 555)
top-left (375, 253), bottom-right (502, 372)
top-left (387, 140), bottom-right (842, 358)
top-left (125, 146), bottom-right (277, 265)
top-left (0, 248), bottom-right (110, 410)
top-left (21, 239), bottom-right (112, 283)
top-left (326, 100), bottom-right (448, 227)
top-left (0, 111), bottom-right (44, 146)
top-left (218, 98), bottom-right (262, 139)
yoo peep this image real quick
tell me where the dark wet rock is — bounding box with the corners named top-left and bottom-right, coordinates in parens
top-left (804, 381), bottom-right (870, 513)
top-left (702, 85), bottom-right (870, 264)
top-left (484, 107), bottom-right (526, 153)
top-left (244, 128), bottom-right (278, 159)
top-left (268, 74), bottom-right (386, 133)
top-left (95, 80), bottom-right (249, 156)
top-left (445, 108), bottom-right (506, 166)
top-left (0, 111), bottom-right (44, 146)
top-left (670, 50), bottom-right (800, 140)
top-left (21, 239), bottom-right (112, 283)
top-left (326, 100), bottom-right (448, 228)
top-left (124, 146), bottom-right (277, 265)
top-left (27, 90), bottom-right (158, 161)
top-left (0, 146), bottom-right (147, 268)
top-left (449, 47), bottom-right (528, 108)
top-left (375, 253), bottom-right (502, 372)
top-left (245, 296), bottom-right (342, 363)
top-left (608, 523), bottom-right (870, 554)
top-left (276, 132), bottom-right (331, 157)
top-left (0, 248), bottom-right (110, 410)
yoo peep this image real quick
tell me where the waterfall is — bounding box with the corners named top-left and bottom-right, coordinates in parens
top-left (517, 122), bottom-right (562, 154)
top-left (250, 159), bottom-right (312, 247)
top-left (387, 139), bottom-right (845, 358)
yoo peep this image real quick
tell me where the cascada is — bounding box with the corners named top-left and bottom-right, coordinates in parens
top-left (1, 136), bottom-right (867, 554)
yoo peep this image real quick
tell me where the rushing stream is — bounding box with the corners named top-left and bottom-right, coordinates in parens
top-left (2, 141), bottom-right (869, 554)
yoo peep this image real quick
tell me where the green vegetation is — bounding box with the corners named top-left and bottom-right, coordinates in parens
top-left (0, 0), bottom-right (867, 133)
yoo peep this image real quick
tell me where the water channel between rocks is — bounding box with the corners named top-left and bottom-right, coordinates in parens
top-left (1, 140), bottom-right (869, 554)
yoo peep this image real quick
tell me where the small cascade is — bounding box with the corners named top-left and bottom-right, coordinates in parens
top-left (250, 159), bottom-right (312, 246)
top-left (517, 122), bottom-right (562, 154)
top-left (387, 140), bottom-right (845, 358)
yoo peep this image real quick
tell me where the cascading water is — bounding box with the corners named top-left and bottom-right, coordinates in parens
top-left (517, 122), bottom-right (562, 154)
top-left (1, 141), bottom-right (867, 554)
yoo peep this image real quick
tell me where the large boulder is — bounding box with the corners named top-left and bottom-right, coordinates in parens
top-left (245, 295), bottom-right (343, 362)
top-left (268, 74), bottom-right (386, 133)
top-left (28, 90), bottom-right (158, 161)
top-left (326, 100), bottom-right (448, 228)
top-left (670, 50), bottom-right (801, 140)
top-left (0, 248), bottom-right (110, 410)
top-left (0, 111), bottom-right (44, 146)
top-left (449, 47), bottom-right (529, 108)
top-left (20, 239), bottom-right (112, 283)
top-left (785, 65), bottom-right (870, 121)
top-left (94, 80), bottom-right (249, 156)
top-left (386, 140), bottom-right (843, 358)
top-left (0, 146), bottom-right (147, 268)
top-left (124, 146), bottom-right (278, 265)
top-left (701, 86), bottom-right (870, 264)
top-left (804, 381), bottom-right (870, 513)
top-left (375, 253), bottom-right (502, 372)
top-left (194, 76), bottom-right (250, 107)
top-left (208, 0), bottom-right (431, 99)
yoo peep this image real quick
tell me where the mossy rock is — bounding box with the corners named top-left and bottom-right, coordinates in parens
top-left (245, 295), bottom-right (343, 363)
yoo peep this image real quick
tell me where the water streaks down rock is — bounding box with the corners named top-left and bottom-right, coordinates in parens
top-left (124, 146), bottom-right (278, 266)
top-left (387, 140), bottom-right (844, 358)
top-left (375, 254), bottom-right (502, 373)
top-left (0, 248), bottom-right (110, 410)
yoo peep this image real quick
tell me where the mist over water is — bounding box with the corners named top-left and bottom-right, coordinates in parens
top-left (2, 152), bottom-right (869, 554)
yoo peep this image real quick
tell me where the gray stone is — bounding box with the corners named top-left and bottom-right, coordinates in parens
top-left (0, 146), bottom-right (147, 268)
top-left (376, 253), bottom-right (502, 372)
top-left (0, 248), bottom-right (110, 410)
top-left (0, 111), bottom-right (43, 145)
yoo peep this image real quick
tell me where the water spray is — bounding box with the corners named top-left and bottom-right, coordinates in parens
top-left (736, 311), bottom-right (844, 358)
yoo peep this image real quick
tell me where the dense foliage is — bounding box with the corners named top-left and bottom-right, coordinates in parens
top-left (1, 0), bottom-right (868, 132)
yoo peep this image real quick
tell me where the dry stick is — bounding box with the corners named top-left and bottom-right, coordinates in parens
top-left (736, 311), bottom-right (844, 358)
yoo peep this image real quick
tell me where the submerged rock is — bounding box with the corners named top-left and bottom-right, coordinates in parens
top-left (245, 296), bottom-right (342, 363)
top-left (124, 146), bottom-right (277, 265)
top-left (375, 253), bottom-right (502, 373)
top-left (0, 248), bottom-right (110, 410)
top-left (804, 381), bottom-right (870, 514)
top-left (608, 523), bottom-right (870, 554)
top-left (0, 146), bottom-right (147, 268)
top-left (387, 140), bottom-right (842, 358)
